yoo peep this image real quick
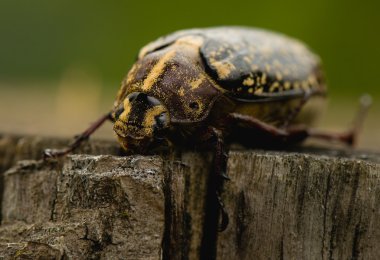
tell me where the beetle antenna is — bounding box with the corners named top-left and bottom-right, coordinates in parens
top-left (43, 111), bottom-right (113, 159)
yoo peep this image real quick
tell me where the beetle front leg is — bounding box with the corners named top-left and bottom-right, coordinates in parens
top-left (212, 128), bottom-right (230, 231)
top-left (200, 127), bottom-right (229, 231)
top-left (43, 111), bottom-right (113, 159)
top-left (202, 127), bottom-right (229, 180)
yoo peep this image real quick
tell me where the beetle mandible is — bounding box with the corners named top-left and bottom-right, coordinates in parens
top-left (45, 27), bottom-right (370, 230)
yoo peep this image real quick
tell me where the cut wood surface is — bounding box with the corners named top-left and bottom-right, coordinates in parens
top-left (0, 134), bottom-right (379, 259)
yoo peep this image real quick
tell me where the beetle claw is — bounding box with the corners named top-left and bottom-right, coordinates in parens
top-left (43, 149), bottom-right (58, 160)
top-left (221, 171), bottom-right (231, 181)
top-left (42, 149), bottom-right (53, 159)
top-left (217, 191), bottom-right (229, 232)
top-left (42, 148), bottom-right (67, 160)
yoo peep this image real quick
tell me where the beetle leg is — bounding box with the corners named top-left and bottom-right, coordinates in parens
top-left (212, 127), bottom-right (230, 231)
top-left (200, 127), bottom-right (230, 231)
top-left (216, 190), bottom-right (229, 232)
top-left (43, 112), bottom-right (113, 159)
top-left (229, 94), bottom-right (371, 146)
top-left (210, 128), bottom-right (230, 180)
top-left (229, 112), bottom-right (355, 145)
top-left (229, 113), bottom-right (288, 137)
top-left (287, 94), bottom-right (372, 145)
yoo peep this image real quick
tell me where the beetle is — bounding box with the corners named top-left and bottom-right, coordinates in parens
top-left (45, 27), bottom-right (370, 231)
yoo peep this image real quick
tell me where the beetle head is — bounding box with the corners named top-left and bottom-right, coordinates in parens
top-left (113, 92), bottom-right (170, 153)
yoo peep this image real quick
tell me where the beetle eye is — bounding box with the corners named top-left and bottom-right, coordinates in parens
top-left (155, 112), bottom-right (168, 128)
top-left (128, 92), bottom-right (139, 102)
top-left (115, 108), bottom-right (124, 119)
top-left (114, 104), bottom-right (124, 119)
top-left (147, 96), bottom-right (162, 106)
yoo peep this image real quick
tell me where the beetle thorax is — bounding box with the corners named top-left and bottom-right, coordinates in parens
top-left (116, 42), bottom-right (225, 124)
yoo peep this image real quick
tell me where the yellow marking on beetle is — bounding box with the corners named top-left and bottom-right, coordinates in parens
top-left (275, 72), bottom-right (283, 81)
top-left (261, 73), bottom-right (267, 85)
top-left (178, 87), bottom-right (185, 96)
top-left (116, 135), bottom-right (128, 151)
top-left (131, 82), bottom-right (142, 92)
top-left (143, 105), bottom-right (166, 135)
top-left (116, 72), bottom-right (143, 106)
top-left (116, 82), bottom-right (142, 106)
top-left (126, 64), bottom-right (139, 84)
top-left (254, 87), bottom-right (263, 94)
top-left (202, 68), bottom-right (228, 93)
top-left (248, 88), bottom-right (254, 94)
top-left (189, 74), bottom-right (206, 90)
top-left (284, 81), bottom-right (292, 90)
top-left (175, 35), bottom-right (204, 48)
top-left (195, 101), bottom-right (205, 116)
top-left (142, 50), bottom-right (176, 91)
top-left (119, 98), bottom-right (132, 122)
top-left (269, 82), bottom-right (280, 92)
top-left (209, 58), bottom-right (235, 79)
top-left (243, 77), bottom-right (255, 86)
top-left (293, 81), bottom-right (300, 89)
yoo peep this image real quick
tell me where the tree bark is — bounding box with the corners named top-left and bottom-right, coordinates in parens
top-left (0, 134), bottom-right (379, 259)
top-left (218, 151), bottom-right (380, 260)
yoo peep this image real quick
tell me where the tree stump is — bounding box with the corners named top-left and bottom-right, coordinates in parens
top-left (0, 134), bottom-right (379, 259)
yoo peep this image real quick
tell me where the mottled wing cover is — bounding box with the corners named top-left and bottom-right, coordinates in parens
top-left (199, 27), bottom-right (326, 101)
top-left (138, 28), bottom-right (204, 59)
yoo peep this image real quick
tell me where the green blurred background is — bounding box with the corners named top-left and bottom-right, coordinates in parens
top-left (0, 0), bottom-right (379, 149)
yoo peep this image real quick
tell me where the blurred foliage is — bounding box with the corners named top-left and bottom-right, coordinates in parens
top-left (0, 0), bottom-right (379, 97)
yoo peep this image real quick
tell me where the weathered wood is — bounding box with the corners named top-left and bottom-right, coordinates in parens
top-left (218, 151), bottom-right (380, 260)
top-left (0, 134), bottom-right (379, 259)
top-left (0, 134), bottom-right (120, 171)
top-left (162, 152), bottom-right (217, 260)
top-left (1, 154), bottom-right (164, 259)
